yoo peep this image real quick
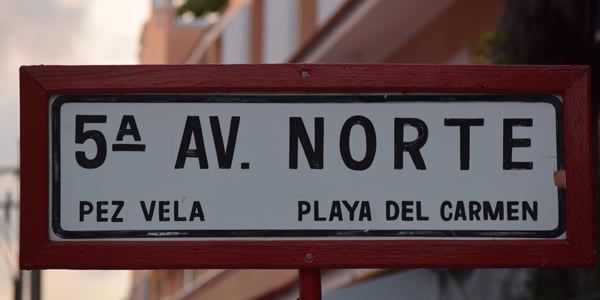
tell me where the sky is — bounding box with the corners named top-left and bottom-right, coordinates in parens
top-left (0, 0), bottom-right (151, 299)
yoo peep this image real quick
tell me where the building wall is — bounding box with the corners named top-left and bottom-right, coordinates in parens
top-left (139, 0), bottom-right (208, 64)
top-left (262, 0), bottom-right (298, 63)
top-left (384, 0), bottom-right (503, 63)
top-left (222, 4), bottom-right (251, 63)
top-left (182, 270), bottom-right (297, 300)
top-left (133, 0), bottom-right (507, 299)
top-left (316, 0), bottom-right (346, 26)
top-left (143, 0), bottom-right (503, 65)
top-left (139, 7), bottom-right (172, 64)
top-left (130, 269), bottom-right (218, 300)
top-left (167, 21), bottom-right (210, 64)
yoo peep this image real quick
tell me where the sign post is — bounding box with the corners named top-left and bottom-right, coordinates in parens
top-left (300, 269), bottom-right (322, 300)
top-left (20, 65), bottom-right (594, 299)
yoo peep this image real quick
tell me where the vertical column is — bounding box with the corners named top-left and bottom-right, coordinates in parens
top-left (298, 0), bottom-right (317, 46)
top-left (250, 0), bottom-right (264, 63)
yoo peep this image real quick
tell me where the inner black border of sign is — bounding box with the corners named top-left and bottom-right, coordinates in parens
top-left (50, 94), bottom-right (565, 239)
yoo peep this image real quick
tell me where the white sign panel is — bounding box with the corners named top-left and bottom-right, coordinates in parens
top-left (50, 94), bottom-right (564, 240)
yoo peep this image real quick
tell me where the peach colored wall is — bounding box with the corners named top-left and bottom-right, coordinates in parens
top-left (184, 270), bottom-right (298, 300)
top-left (139, 9), bottom-right (171, 64)
top-left (385, 0), bottom-right (503, 63)
top-left (167, 25), bottom-right (206, 63)
top-left (139, 4), bottom-right (206, 64)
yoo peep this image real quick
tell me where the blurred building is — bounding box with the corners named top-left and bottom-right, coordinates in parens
top-left (139, 0), bottom-right (211, 64)
top-left (140, 0), bottom-right (503, 65)
top-left (131, 0), bottom-right (506, 299)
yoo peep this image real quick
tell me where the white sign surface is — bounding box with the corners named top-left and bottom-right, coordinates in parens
top-left (50, 94), bottom-right (564, 240)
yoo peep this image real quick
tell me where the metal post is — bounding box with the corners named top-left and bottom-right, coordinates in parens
top-left (13, 270), bottom-right (22, 300)
top-left (31, 270), bottom-right (41, 300)
top-left (299, 269), bottom-right (321, 300)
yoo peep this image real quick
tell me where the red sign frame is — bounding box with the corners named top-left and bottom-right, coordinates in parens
top-left (20, 64), bottom-right (594, 269)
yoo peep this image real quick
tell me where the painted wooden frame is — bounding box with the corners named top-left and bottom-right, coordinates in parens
top-left (20, 64), bottom-right (594, 269)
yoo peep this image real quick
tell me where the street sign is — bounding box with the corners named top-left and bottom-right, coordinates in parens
top-left (51, 94), bottom-right (563, 240)
top-left (20, 65), bottom-right (594, 269)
